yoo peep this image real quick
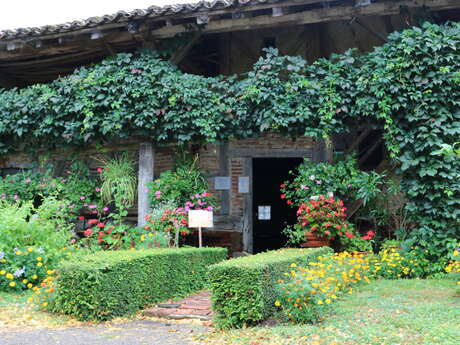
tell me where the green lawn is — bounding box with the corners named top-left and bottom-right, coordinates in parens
top-left (196, 279), bottom-right (460, 345)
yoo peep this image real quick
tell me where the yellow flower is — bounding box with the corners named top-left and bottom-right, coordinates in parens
top-left (317, 300), bottom-right (323, 305)
top-left (9, 281), bottom-right (16, 287)
top-left (37, 262), bottom-right (43, 267)
top-left (274, 300), bottom-right (281, 307)
top-left (0, 270), bottom-right (5, 275)
top-left (6, 273), bottom-right (13, 280)
top-left (42, 302), bottom-right (48, 307)
top-left (290, 263), bottom-right (297, 268)
top-left (22, 279), bottom-right (28, 284)
top-left (47, 270), bottom-right (54, 275)
top-left (27, 297), bottom-right (33, 302)
top-left (27, 247), bottom-right (33, 253)
top-left (148, 233), bottom-right (153, 237)
top-left (36, 257), bottom-right (42, 261)
top-left (27, 283), bottom-right (33, 288)
top-left (325, 299), bottom-right (332, 304)
top-left (15, 250), bottom-right (22, 255)
top-left (32, 274), bottom-right (38, 280)
top-left (140, 234), bottom-right (145, 241)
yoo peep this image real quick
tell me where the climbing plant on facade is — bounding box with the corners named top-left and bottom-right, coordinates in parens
top-left (0, 22), bottom-right (459, 262)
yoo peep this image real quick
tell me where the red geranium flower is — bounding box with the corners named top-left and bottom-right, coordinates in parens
top-left (83, 229), bottom-right (93, 237)
top-left (280, 194), bottom-right (286, 199)
top-left (97, 223), bottom-right (105, 228)
top-left (88, 219), bottom-right (98, 224)
top-left (79, 216), bottom-right (85, 220)
top-left (345, 232), bottom-right (354, 238)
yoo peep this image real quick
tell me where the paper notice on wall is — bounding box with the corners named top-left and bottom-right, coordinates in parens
top-left (258, 206), bottom-right (271, 220)
top-left (215, 176), bottom-right (231, 190)
top-left (238, 176), bottom-right (249, 193)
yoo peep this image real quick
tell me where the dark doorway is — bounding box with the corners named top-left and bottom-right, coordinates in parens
top-left (252, 158), bottom-right (303, 253)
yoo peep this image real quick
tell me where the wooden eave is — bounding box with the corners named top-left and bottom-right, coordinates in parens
top-left (0, 0), bottom-right (459, 88)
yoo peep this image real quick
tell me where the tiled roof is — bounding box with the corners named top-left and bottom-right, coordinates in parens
top-left (0, 0), bottom-right (288, 40)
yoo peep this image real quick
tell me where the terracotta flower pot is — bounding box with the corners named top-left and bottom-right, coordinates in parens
top-left (302, 231), bottom-right (330, 248)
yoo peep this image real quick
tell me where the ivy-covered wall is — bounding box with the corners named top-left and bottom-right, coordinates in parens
top-left (0, 22), bottom-right (459, 258)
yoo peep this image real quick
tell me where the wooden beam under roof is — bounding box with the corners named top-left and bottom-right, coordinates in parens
top-left (151, 0), bottom-right (460, 38)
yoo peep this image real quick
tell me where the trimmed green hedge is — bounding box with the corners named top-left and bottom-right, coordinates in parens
top-left (208, 247), bottom-right (333, 328)
top-left (52, 247), bottom-right (227, 321)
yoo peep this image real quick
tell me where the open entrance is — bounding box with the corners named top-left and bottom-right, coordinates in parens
top-left (252, 157), bottom-right (303, 253)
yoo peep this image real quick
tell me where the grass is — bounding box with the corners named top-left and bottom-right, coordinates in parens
top-left (196, 279), bottom-right (460, 345)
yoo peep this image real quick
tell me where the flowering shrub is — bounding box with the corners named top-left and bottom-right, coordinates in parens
top-left (275, 246), bottom-right (444, 323)
top-left (148, 155), bottom-right (209, 209)
top-left (280, 156), bottom-right (384, 208)
top-left (296, 196), bottom-right (350, 239)
top-left (340, 230), bottom-right (375, 252)
top-left (0, 162), bottom-right (100, 211)
top-left (145, 207), bottom-right (189, 247)
top-left (275, 252), bottom-right (372, 323)
top-left (0, 247), bottom-right (52, 292)
top-left (445, 244), bottom-right (460, 292)
top-left (372, 248), bottom-right (431, 279)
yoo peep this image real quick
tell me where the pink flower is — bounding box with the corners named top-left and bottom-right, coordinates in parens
top-left (25, 178), bottom-right (31, 183)
top-left (103, 207), bottom-right (109, 212)
top-left (83, 229), bottom-right (93, 237)
top-left (80, 196), bottom-right (85, 200)
top-left (155, 190), bottom-right (161, 199)
top-left (316, 180), bottom-right (322, 185)
top-left (206, 206), bottom-right (213, 211)
top-left (13, 195), bottom-right (18, 200)
top-left (97, 168), bottom-right (103, 173)
top-left (88, 205), bottom-right (97, 209)
top-left (95, 187), bottom-right (101, 192)
top-left (70, 239), bottom-right (76, 244)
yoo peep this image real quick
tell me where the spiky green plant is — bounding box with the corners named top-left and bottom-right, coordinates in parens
top-left (99, 154), bottom-right (137, 207)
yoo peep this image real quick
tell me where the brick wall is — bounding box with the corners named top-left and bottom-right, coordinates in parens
top-left (0, 133), bottom-right (314, 254)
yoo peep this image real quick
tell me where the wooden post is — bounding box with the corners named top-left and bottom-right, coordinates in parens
top-left (138, 142), bottom-right (154, 227)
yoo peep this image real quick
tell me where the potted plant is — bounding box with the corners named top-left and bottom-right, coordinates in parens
top-left (295, 195), bottom-right (350, 248)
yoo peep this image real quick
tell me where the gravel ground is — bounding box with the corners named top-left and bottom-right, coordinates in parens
top-left (0, 319), bottom-right (208, 345)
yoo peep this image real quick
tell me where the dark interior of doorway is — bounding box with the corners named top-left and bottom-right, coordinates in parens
top-left (252, 157), bottom-right (303, 253)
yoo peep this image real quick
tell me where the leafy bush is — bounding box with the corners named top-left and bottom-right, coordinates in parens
top-left (208, 247), bottom-right (333, 328)
top-left (339, 231), bottom-right (375, 252)
top-left (147, 151), bottom-right (217, 211)
top-left (276, 252), bottom-right (372, 323)
top-left (0, 247), bottom-right (54, 292)
top-left (0, 162), bottom-right (100, 211)
top-left (280, 156), bottom-right (384, 207)
top-left (0, 199), bottom-right (72, 254)
top-left (50, 247), bottom-right (227, 320)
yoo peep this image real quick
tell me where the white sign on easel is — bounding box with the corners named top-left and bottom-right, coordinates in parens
top-left (188, 210), bottom-right (214, 248)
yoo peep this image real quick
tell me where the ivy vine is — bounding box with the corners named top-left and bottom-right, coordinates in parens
top-left (0, 22), bottom-right (459, 259)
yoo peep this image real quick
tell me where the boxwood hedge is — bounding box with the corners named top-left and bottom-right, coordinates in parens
top-left (208, 247), bottom-right (333, 328)
top-left (52, 247), bottom-right (227, 321)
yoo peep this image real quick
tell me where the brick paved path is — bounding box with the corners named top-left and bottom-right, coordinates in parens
top-left (144, 291), bottom-right (212, 320)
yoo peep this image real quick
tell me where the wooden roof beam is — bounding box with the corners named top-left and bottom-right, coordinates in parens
top-left (151, 0), bottom-right (460, 38)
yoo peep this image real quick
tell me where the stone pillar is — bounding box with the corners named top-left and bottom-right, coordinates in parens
top-left (138, 142), bottom-right (154, 227)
